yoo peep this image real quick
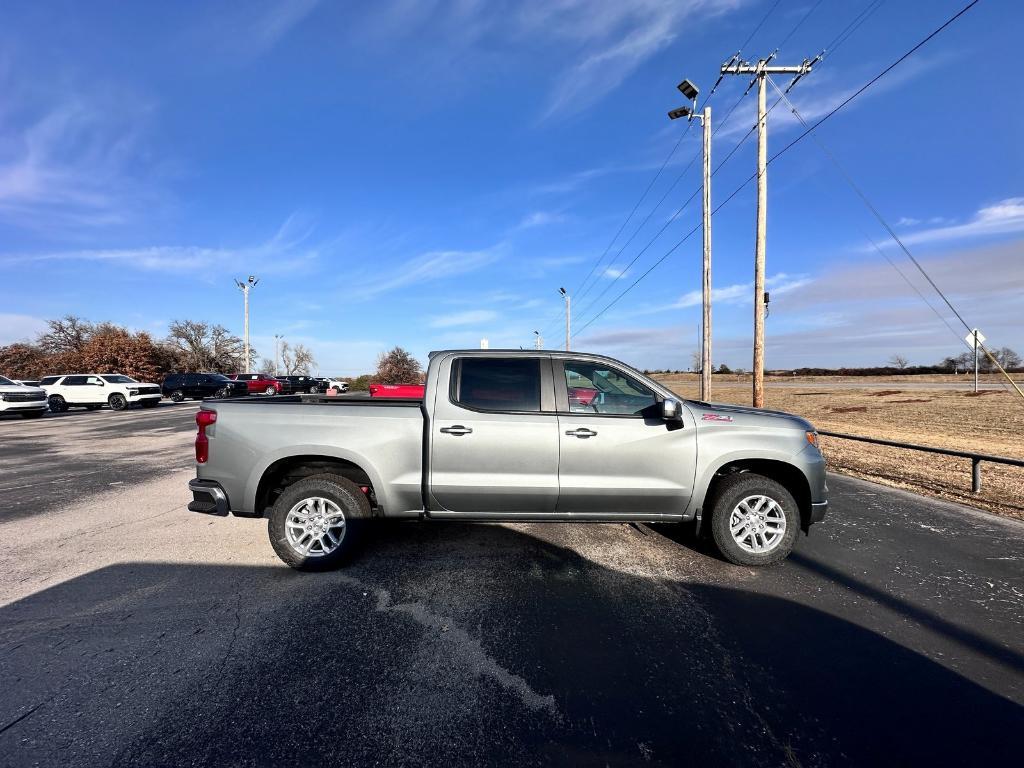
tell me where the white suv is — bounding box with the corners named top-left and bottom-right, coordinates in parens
top-left (0, 376), bottom-right (48, 419)
top-left (41, 374), bottom-right (163, 412)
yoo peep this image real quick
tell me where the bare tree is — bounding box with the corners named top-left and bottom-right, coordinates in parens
top-left (888, 354), bottom-right (910, 370)
top-left (280, 341), bottom-right (316, 375)
top-left (375, 347), bottom-right (421, 384)
top-left (258, 358), bottom-right (277, 375)
top-left (991, 346), bottom-right (1022, 370)
top-left (37, 315), bottom-right (96, 354)
top-left (165, 320), bottom-right (251, 372)
top-left (690, 349), bottom-right (702, 373)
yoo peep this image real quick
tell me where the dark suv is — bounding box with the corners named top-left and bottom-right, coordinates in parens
top-left (162, 373), bottom-right (249, 402)
top-left (278, 375), bottom-right (327, 394)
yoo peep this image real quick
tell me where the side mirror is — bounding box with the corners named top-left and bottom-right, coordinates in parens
top-left (662, 398), bottom-right (682, 421)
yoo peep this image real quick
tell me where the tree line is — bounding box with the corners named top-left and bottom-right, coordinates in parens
top-left (0, 316), bottom-right (317, 381)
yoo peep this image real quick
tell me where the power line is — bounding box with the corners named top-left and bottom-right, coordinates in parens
top-left (778, 0), bottom-right (827, 50)
top-left (570, 0), bottom-right (981, 339)
top-left (824, 0), bottom-right (887, 56)
top-left (536, 0), bottom-right (791, 342)
top-left (765, 72), bottom-right (1023, 402)
top-left (739, 0), bottom-right (784, 52)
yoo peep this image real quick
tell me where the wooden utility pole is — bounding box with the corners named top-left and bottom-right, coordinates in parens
top-left (721, 56), bottom-right (815, 407)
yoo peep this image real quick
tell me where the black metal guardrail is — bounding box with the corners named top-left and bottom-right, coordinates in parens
top-left (817, 430), bottom-right (1024, 493)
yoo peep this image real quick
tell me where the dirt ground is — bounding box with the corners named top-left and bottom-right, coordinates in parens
top-left (654, 373), bottom-right (1024, 519)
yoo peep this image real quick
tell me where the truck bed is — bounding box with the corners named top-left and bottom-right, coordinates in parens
top-left (197, 397), bottom-right (425, 517)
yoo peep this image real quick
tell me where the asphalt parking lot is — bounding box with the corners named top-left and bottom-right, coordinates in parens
top-left (1, 404), bottom-right (1022, 766)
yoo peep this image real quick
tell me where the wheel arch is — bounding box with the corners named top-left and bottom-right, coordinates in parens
top-left (702, 458), bottom-right (813, 532)
top-left (254, 454), bottom-right (378, 519)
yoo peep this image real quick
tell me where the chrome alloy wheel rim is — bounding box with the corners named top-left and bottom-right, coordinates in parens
top-left (729, 495), bottom-right (786, 554)
top-left (285, 497), bottom-right (346, 557)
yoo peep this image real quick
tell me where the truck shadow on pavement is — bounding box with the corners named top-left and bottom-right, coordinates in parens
top-left (1, 521), bottom-right (1020, 767)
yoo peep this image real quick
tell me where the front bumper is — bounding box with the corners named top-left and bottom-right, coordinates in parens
top-left (810, 499), bottom-right (829, 523)
top-left (188, 478), bottom-right (230, 516)
top-left (0, 401), bottom-right (48, 412)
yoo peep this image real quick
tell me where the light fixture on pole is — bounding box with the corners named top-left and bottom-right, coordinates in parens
top-left (234, 275), bottom-right (259, 373)
top-left (274, 334), bottom-right (283, 376)
top-left (669, 78), bottom-right (712, 401)
top-left (558, 287), bottom-right (570, 351)
top-left (533, 330), bottom-right (542, 350)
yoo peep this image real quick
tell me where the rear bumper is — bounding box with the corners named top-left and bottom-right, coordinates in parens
top-left (188, 478), bottom-right (230, 516)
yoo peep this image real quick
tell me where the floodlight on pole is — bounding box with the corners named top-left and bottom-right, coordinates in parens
top-left (558, 288), bottom-right (570, 351)
top-left (235, 275), bottom-right (259, 373)
top-left (668, 77), bottom-right (712, 400)
top-left (677, 79), bottom-right (699, 101)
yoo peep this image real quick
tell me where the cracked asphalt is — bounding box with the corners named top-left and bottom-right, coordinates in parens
top-left (1, 405), bottom-right (1022, 766)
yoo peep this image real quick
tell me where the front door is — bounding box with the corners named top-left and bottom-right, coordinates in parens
top-left (429, 355), bottom-right (559, 513)
top-left (555, 359), bottom-right (695, 515)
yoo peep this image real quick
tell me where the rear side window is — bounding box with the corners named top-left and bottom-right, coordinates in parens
top-left (63, 376), bottom-right (87, 386)
top-left (40, 376), bottom-right (60, 386)
top-left (453, 358), bottom-right (541, 413)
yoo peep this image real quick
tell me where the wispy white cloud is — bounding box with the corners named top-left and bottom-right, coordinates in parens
top-left (0, 213), bottom-right (320, 276)
top-left (429, 309), bottom-right (499, 328)
top-left (666, 273), bottom-right (811, 310)
top-left (536, 0), bottom-right (742, 121)
top-left (516, 210), bottom-right (566, 230)
top-left (882, 197), bottom-right (1024, 248)
top-left (603, 267), bottom-right (628, 279)
top-left (194, 0), bottom-right (321, 61)
top-left (0, 90), bottom-right (161, 233)
top-left (350, 245), bottom-right (500, 300)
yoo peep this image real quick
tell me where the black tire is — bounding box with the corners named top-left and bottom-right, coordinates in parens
top-left (709, 473), bottom-right (799, 567)
top-left (48, 395), bottom-right (68, 413)
top-left (309, 386), bottom-right (319, 394)
top-left (21, 411), bottom-right (45, 419)
top-left (268, 474), bottom-right (369, 571)
top-left (108, 393), bottom-right (128, 411)
top-left (214, 387), bottom-right (229, 399)
top-left (170, 390), bottom-right (185, 402)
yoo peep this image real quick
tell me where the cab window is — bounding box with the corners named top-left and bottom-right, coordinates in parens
top-left (452, 357), bottom-right (541, 413)
top-left (563, 361), bottom-right (657, 416)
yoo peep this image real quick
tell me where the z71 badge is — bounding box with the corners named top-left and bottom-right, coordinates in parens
top-left (702, 413), bottom-right (734, 422)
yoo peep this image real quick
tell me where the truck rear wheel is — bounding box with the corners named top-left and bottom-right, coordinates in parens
top-left (709, 473), bottom-right (799, 566)
top-left (268, 474), bottom-right (369, 571)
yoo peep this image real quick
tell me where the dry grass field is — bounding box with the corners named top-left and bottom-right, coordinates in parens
top-left (653, 373), bottom-right (1024, 519)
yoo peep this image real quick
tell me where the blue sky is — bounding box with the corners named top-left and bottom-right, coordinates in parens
top-left (0, 0), bottom-right (1020, 374)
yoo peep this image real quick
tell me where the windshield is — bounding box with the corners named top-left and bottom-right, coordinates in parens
top-left (101, 375), bottom-right (138, 384)
top-left (0, 376), bottom-right (14, 386)
top-left (209, 374), bottom-right (230, 381)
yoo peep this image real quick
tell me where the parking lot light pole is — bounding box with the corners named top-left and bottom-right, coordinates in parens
top-left (274, 334), bottom-right (283, 376)
top-left (559, 287), bottom-right (570, 351)
top-left (235, 275), bottom-right (259, 373)
top-left (533, 330), bottom-right (542, 350)
top-left (669, 78), bottom-right (712, 401)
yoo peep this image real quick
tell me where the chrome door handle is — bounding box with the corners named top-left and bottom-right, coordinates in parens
top-left (440, 425), bottom-right (473, 436)
top-left (566, 428), bottom-right (597, 438)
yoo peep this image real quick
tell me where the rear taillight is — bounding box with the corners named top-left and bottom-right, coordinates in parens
top-left (195, 410), bottom-right (217, 463)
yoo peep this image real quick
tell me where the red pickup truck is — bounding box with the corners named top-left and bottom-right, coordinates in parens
top-left (368, 383), bottom-right (425, 398)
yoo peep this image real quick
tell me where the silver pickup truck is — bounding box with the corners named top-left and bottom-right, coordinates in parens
top-left (188, 350), bottom-right (827, 570)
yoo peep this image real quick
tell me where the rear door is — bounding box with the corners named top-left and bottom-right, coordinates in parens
top-left (555, 359), bottom-right (695, 515)
top-left (59, 375), bottom-right (92, 404)
top-left (429, 355), bottom-right (559, 513)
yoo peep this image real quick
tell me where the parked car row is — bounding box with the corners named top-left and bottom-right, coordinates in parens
top-left (2, 370), bottom-right (351, 417)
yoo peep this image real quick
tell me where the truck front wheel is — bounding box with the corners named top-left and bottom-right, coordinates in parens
top-left (709, 473), bottom-right (799, 566)
top-left (268, 474), bottom-right (369, 570)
